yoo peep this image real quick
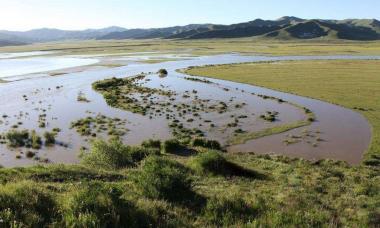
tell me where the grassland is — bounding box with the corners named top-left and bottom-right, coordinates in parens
top-left (185, 60), bottom-right (380, 165)
top-left (1, 39), bottom-right (380, 56)
top-left (0, 138), bottom-right (378, 227)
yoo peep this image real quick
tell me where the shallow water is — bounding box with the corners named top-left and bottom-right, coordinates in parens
top-left (0, 51), bottom-right (54, 59)
top-left (0, 56), bottom-right (98, 80)
top-left (0, 54), bottom-right (378, 167)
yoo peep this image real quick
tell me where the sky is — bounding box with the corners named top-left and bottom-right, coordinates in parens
top-left (0, 0), bottom-right (379, 31)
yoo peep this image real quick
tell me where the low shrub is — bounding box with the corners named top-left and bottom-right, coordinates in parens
top-left (190, 151), bottom-right (263, 178)
top-left (189, 150), bottom-right (228, 176)
top-left (135, 156), bottom-right (192, 202)
top-left (162, 139), bottom-right (183, 154)
top-left (82, 139), bottom-right (158, 169)
top-left (191, 138), bottom-right (221, 150)
top-left (44, 131), bottom-right (56, 146)
top-left (158, 69), bottom-right (168, 75)
top-left (141, 139), bottom-right (162, 150)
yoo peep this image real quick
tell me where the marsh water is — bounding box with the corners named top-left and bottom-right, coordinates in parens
top-left (0, 52), bottom-right (378, 167)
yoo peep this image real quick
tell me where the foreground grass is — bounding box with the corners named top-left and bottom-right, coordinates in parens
top-left (0, 138), bottom-right (379, 227)
top-left (1, 39), bottom-right (380, 56)
top-left (185, 60), bottom-right (380, 166)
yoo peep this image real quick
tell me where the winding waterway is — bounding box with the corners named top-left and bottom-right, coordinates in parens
top-left (0, 53), bottom-right (378, 167)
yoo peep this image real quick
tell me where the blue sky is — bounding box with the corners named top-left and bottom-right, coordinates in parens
top-left (1, 0), bottom-right (379, 31)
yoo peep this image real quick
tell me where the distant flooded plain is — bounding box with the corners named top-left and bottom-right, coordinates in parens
top-left (0, 52), bottom-right (378, 167)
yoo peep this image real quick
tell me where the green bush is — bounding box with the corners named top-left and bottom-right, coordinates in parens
top-left (203, 195), bottom-right (258, 226)
top-left (189, 150), bottom-right (228, 176)
top-left (141, 139), bottom-right (162, 150)
top-left (0, 181), bottom-right (57, 227)
top-left (62, 182), bottom-right (151, 227)
top-left (5, 130), bottom-right (29, 147)
top-left (81, 139), bottom-right (158, 169)
top-left (129, 146), bottom-right (160, 164)
top-left (158, 69), bottom-right (168, 75)
top-left (162, 139), bottom-right (183, 154)
top-left (44, 131), bottom-right (56, 146)
top-left (190, 151), bottom-right (263, 178)
top-left (31, 130), bottom-right (42, 149)
top-left (135, 156), bottom-right (192, 201)
top-left (191, 138), bottom-right (221, 150)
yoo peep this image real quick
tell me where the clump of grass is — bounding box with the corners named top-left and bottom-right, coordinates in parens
top-left (189, 151), bottom-right (227, 176)
top-left (61, 182), bottom-right (151, 227)
top-left (77, 91), bottom-right (90, 103)
top-left (44, 131), bottom-right (56, 146)
top-left (191, 138), bottom-right (221, 150)
top-left (203, 195), bottom-right (259, 227)
top-left (260, 111), bottom-right (279, 122)
top-left (0, 181), bottom-right (57, 227)
top-left (162, 139), bottom-right (183, 154)
top-left (71, 114), bottom-right (128, 138)
top-left (3, 128), bottom-right (58, 150)
top-left (31, 130), bottom-right (42, 149)
top-left (158, 69), bottom-right (168, 75)
top-left (141, 139), bottom-right (162, 150)
top-left (5, 130), bottom-right (29, 147)
top-left (134, 156), bottom-right (192, 202)
top-left (189, 151), bottom-right (263, 178)
top-left (81, 139), bottom-right (158, 169)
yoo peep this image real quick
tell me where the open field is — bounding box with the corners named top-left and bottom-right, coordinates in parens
top-left (1, 39), bottom-right (380, 56)
top-left (185, 60), bottom-right (380, 165)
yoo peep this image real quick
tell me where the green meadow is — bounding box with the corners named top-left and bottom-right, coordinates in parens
top-left (1, 39), bottom-right (380, 56)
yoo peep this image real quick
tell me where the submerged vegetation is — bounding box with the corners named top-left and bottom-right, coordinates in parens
top-left (183, 76), bottom-right (213, 84)
top-left (92, 72), bottom-right (315, 147)
top-left (0, 129), bottom-right (57, 149)
top-left (70, 114), bottom-right (128, 138)
top-left (92, 75), bottom-right (174, 114)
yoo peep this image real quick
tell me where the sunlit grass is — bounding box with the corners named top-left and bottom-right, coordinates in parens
top-left (1, 39), bottom-right (380, 56)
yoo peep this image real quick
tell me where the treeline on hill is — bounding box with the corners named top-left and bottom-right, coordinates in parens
top-left (0, 136), bottom-right (379, 227)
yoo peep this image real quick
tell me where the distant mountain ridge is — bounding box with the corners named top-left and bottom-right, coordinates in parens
top-left (96, 17), bottom-right (380, 41)
top-left (0, 17), bottom-right (379, 46)
top-left (0, 26), bottom-right (127, 44)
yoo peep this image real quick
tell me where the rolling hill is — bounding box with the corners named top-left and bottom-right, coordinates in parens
top-left (0, 26), bottom-right (127, 45)
top-left (0, 17), bottom-right (379, 46)
top-left (97, 17), bottom-right (380, 41)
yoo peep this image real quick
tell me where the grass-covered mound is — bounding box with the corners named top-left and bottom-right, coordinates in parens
top-left (0, 139), bottom-right (379, 227)
top-left (0, 181), bottom-right (56, 227)
top-left (189, 150), bottom-right (263, 178)
top-left (81, 139), bottom-right (159, 169)
top-left (61, 182), bottom-right (151, 227)
top-left (134, 156), bottom-right (193, 202)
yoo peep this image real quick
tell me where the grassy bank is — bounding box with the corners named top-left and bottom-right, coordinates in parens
top-left (1, 39), bottom-right (380, 56)
top-left (0, 138), bottom-right (378, 227)
top-left (185, 60), bottom-right (380, 166)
